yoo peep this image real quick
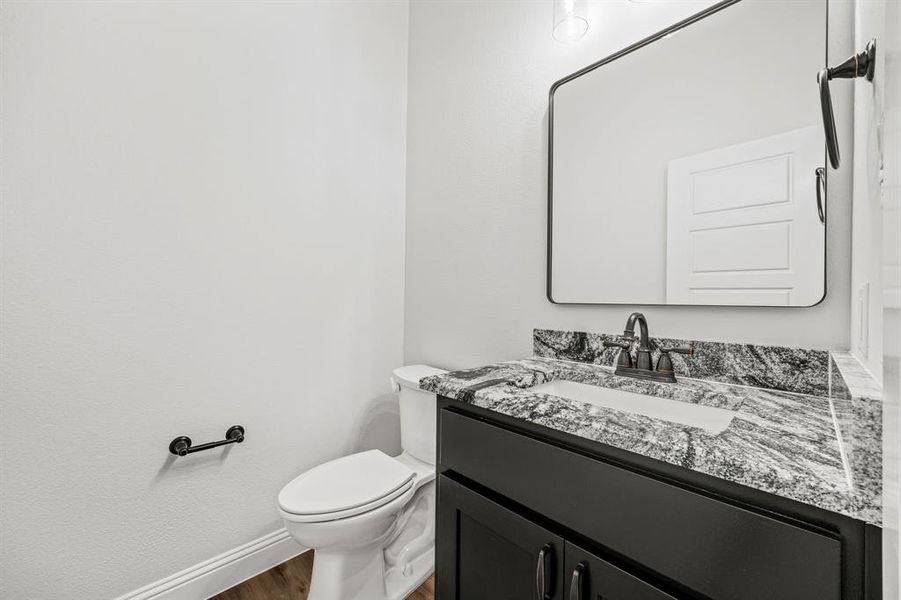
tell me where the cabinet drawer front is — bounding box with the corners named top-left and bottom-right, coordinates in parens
top-left (439, 409), bottom-right (842, 600)
top-left (565, 541), bottom-right (677, 600)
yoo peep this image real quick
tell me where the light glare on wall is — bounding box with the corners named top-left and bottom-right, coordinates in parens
top-left (553, 0), bottom-right (588, 43)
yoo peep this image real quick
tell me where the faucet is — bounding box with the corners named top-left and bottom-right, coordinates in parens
top-left (602, 312), bottom-right (693, 383)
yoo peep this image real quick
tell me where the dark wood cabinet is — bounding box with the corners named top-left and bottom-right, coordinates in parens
top-left (564, 541), bottom-right (677, 600)
top-left (436, 401), bottom-right (881, 600)
top-left (436, 474), bottom-right (679, 600)
top-left (436, 475), bottom-right (564, 600)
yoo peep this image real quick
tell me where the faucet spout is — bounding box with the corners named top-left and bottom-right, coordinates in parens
top-left (623, 312), bottom-right (652, 371)
top-left (623, 312), bottom-right (650, 351)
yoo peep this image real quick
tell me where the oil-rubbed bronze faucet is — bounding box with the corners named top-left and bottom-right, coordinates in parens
top-left (602, 312), bottom-right (693, 383)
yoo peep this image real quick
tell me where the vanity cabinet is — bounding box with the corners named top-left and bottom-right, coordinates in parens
top-left (437, 475), bottom-right (564, 599)
top-left (438, 474), bottom-right (678, 600)
top-left (435, 400), bottom-right (880, 600)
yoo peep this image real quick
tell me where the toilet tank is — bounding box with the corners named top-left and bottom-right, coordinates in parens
top-left (392, 365), bottom-right (447, 465)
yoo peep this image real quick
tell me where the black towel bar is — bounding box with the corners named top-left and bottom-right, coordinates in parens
top-left (169, 425), bottom-right (245, 456)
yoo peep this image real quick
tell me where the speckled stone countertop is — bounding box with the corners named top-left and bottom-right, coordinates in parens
top-left (421, 352), bottom-right (883, 525)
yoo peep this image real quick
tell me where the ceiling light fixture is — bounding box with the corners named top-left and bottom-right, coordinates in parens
top-left (553, 0), bottom-right (589, 43)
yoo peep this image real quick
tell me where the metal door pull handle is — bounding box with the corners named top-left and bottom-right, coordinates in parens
top-left (536, 543), bottom-right (552, 600)
top-left (815, 167), bottom-right (826, 224)
top-left (569, 562), bottom-right (586, 600)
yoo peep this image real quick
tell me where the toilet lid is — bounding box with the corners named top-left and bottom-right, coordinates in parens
top-left (278, 449), bottom-right (415, 518)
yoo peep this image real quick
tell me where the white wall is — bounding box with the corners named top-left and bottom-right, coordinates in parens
top-left (0, 2), bottom-right (409, 599)
top-left (860, 0), bottom-right (901, 595)
top-left (405, 0), bottom-right (855, 369)
top-left (850, 0), bottom-right (886, 381)
top-left (846, 1), bottom-right (899, 594)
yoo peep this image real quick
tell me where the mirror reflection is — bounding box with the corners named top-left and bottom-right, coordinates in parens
top-left (549, 0), bottom-right (827, 307)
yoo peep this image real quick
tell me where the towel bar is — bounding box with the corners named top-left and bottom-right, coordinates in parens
top-left (169, 425), bottom-right (245, 456)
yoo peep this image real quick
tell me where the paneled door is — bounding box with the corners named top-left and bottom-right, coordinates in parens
top-left (436, 475), bottom-right (564, 600)
top-left (665, 126), bottom-right (825, 306)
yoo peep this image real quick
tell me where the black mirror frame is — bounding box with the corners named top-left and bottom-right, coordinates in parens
top-left (546, 0), bottom-right (830, 309)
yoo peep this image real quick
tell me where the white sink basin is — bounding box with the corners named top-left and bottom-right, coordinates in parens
top-left (530, 380), bottom-right (736, 434)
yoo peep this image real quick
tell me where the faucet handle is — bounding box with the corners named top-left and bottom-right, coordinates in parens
top-left (659, 345), bottom-right (694, 356)
top-left (656, 346), bottom-right (693, 374)
top-left (603, 340), bottom-right (633, 369)
top-left (603, 340), bottom-right (630, 350)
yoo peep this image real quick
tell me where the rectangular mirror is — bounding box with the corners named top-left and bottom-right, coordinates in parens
top-left (548, 0), bottom-right (827, 307)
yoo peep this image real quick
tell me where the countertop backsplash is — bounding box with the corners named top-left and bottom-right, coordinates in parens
top-left (533, 328), bottom-right (832, 396)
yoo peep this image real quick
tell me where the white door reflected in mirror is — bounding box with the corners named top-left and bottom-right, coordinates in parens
top-left (665, 126), bottom-right (825, 306)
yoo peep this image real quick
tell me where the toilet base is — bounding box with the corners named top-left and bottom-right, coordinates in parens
top-left (307, 544), bottom-right (434, 600)
top-left (385, 547), bottom-right (434, 600)
top-left (308, 543), bottom-right (388, 600)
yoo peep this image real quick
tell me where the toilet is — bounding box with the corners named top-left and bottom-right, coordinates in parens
top-left (278, 364), bottom-right (446, 600)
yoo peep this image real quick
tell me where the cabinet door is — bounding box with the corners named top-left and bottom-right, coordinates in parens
top-left (437, 474), bottom-right (564, 600)
top-left (565, 541), bottom-right (678, 600)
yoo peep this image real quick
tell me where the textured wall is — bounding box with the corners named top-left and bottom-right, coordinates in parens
top-left (0, 2), bottom-right (408, 598)
top-left (850, 0), bottom-right (887, 381)
top-left (869, 0), bottom-right (901, 594)
top-left (404, 0), bottom-right (855, 371)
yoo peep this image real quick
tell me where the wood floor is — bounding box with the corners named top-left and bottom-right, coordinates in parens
top-left (211, 551), bottom-right (434, 600)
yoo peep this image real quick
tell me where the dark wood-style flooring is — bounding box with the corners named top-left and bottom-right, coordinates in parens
top-left (211, 551), bottom-right (434, 600)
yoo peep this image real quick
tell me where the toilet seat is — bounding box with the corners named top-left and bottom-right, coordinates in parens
top-left (279, 449), bottom-right (416, 523)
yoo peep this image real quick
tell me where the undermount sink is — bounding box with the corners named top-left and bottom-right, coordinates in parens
top-left (530, 380), bottom-right (736, 434)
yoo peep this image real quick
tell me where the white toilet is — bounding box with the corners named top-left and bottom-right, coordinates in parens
top-left (278, 364), bottom-right (446, 600)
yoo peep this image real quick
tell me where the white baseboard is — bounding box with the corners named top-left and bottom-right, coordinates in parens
top-left (113, 529), bottom-right (306, 600)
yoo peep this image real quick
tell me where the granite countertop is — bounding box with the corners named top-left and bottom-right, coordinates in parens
top-left (421, 352), bottom-right (883, 525)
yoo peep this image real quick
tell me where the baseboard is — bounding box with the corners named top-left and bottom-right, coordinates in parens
top-left (113, 529), bottom-right (306, 600)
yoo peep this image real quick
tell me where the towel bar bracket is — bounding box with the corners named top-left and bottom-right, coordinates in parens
top-left (818, 38), bottom-right (876, 169)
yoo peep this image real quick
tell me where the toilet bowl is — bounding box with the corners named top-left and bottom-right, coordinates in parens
top-left (278, 365), bottom-right (446, 600)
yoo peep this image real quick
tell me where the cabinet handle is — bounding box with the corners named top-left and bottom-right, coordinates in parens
top-left (569, 562), bottom-right (586, 600)
top-left (536, 543), bottom-right (552, 600)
